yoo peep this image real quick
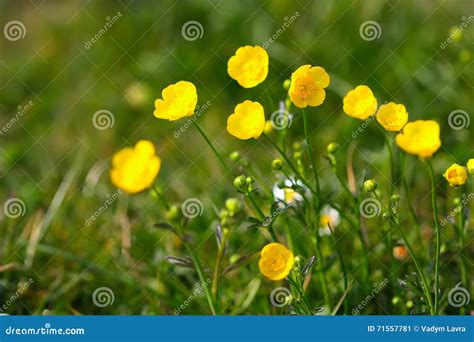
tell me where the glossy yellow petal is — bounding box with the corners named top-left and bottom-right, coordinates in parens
top-left (153, 81), bottom-right (197, 121)
top-left (227, 45), bottom-right (269, 88)
top-left (226, 100), bottom-right (265, 140)
top-left (395, 120), bottom-right (441, 158)
top-left (289, 64), bottom-right (330, 108)
top-left (110, 140), bottom-right (161, 194)
top-left (258, 243), bottom-right (294, 281)
top-left (343, 85), bottom-right (377, 120)
top-left (376, 102), bottom-right (408, 131)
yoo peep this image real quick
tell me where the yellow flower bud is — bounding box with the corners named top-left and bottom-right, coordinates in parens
top-left (443, 163), bottom-right (467, 187)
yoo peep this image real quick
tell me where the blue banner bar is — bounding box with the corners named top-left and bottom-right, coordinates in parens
top-left (0, 316), bottom-right (472, 341)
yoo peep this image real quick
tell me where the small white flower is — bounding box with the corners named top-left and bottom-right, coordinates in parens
top-left (272, 178), bottom-right (305, 205)
top-left (318, 205), bottom-right (340, 236)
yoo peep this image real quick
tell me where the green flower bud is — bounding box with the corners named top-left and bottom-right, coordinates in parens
top-left (229, 151), bottom-right (240, 161)
top-left (328, 154), bottom-right (337, 167)
top-left (293, 151), bottom-right (302, 160)
top-left (271, 159), bottom-right (284, 170)
top-left (166, 204), bottom-right (180, 221)
top-left (382, 212), bottom-right (390, 220)
top-left (453, 197), bottom-right (461, 206)
top-left (285, 98), bottom-right (291, 109)
top-left (245, 176), bottom-right (254, 185)
top-left (283, 79), bottom-right (291, 90)
top-left (229, 254), bottom-right (240, 264)
top-left (392, 296), bottom-right (400, 305)
top-left (233, 175), bottom-right (247, 191)
top-left (327, 142), bottom-right (339, 154)
top-left (406, 300), bottom-right (414, 309)
top-left (225, 198), bottom-right (242, 215)
top-left (390, 194), bottom-right (400, 203)
top-left (219, 209), bottom-right (229, 220)
top-left (363, 179), bottom-right (378, 192)
top-left (277, 180), bottom-right (287, 189)
top-left (293, 142), bottom-right (302, 150)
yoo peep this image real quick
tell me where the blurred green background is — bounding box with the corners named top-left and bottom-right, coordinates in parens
top-left (0, 0), bottom-right (472, 314)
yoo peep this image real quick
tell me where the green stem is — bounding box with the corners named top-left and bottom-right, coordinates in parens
top-left (457, 191), bottom-right (467, 315)
top-left (399, 152), bottom-right (423, 246)
top-left (194, 121), bottom-right (232, 177)
top-left (212, 228), bottom-right (229, 308)
top-left (152, 189), bottom-right (216, 315)
top-left (373, 190), bottom-right (434, 315)
top-left (247, 190), bottom-right (277, 241)
top-left (183, 242), bottom-right (216, 315)
top-left (427, 160), bottom-right (440, 315)
top-left (302, 109), bottom-right (320, 195)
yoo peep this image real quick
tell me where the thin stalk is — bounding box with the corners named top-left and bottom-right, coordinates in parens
top-left (373, 191), bottom-right (435, 315)
top-left (247, 190), bottom-right (277, 241)
top-left (194, 121), bottom-right (232, 176)
top-left (399, 152), bottom-right (423, 245)
top-left (302, 109), bottom-right (320, 194)
top-left (212, 228), bottom-right (229, 307)
top-left (183, 242), bottom-right (216, 315)
top-left (152, 189), bottom-right (217, 315)
top-left (427, 160), bottom-right (441, 315)
top-left (328, 224), bottom-right (349, 315)
top-left (457, 193), bottom-right (467, 315)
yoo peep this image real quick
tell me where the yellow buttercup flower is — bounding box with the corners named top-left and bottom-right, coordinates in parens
top-left (110, 140), bottom-right (161, 194)
top-left (227, 100), bottom-right (265, 140)
top-left (443, 163), bottom-right (467, 187)
top-left (227, 45), bottom-right (269, 88)
top-left (376, 102), bottom-right (408, 131)
top-left (343, 85), bottom-right (378, 120)
top-left (153, 81), bottom-right (197, 121)
top-left (258, 242), bottom-right (294, 281)
top-left (289, 64), bottom-right (330, 108)
top-left (395, 120), bottom-right (441, 158)
top-left (467, 159), bottom-right (474, 175)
